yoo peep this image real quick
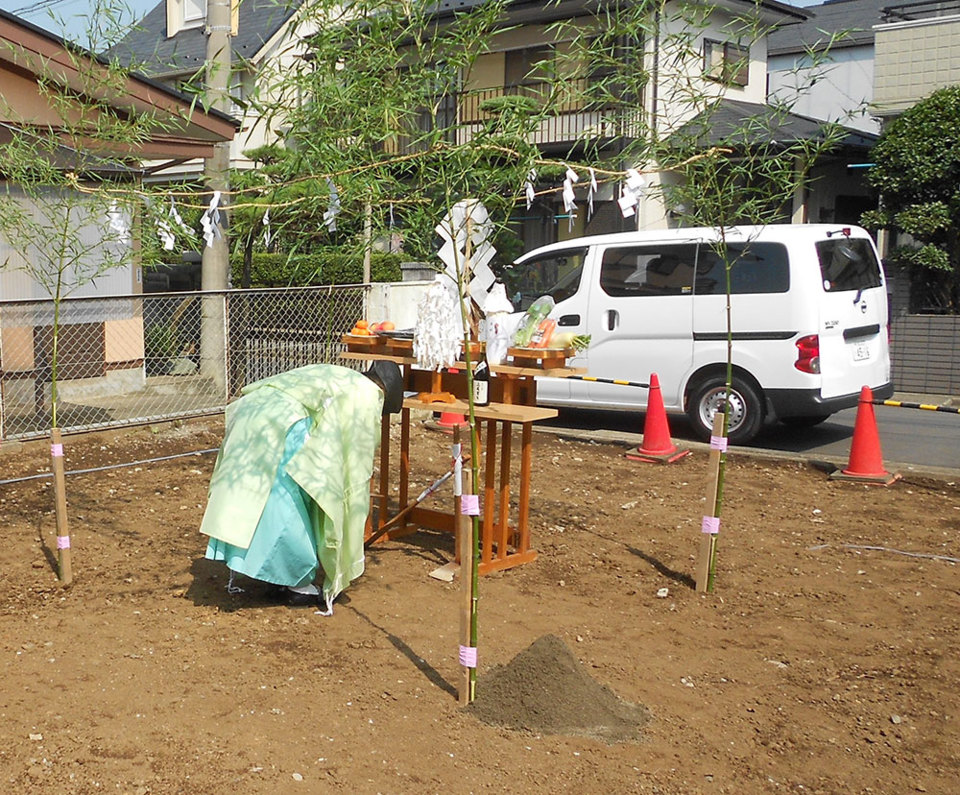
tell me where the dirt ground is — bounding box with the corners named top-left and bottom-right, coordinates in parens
top-left (1, 415), bottom-right (958, 794)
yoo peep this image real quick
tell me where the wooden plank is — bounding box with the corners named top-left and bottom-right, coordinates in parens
top-left (402, 397), bottom-right (557, 423)
top-left (482, 419), bottom-right (496, 565)
top-left (517, 423), bottom-right (532, 554)
top-left (498, 421), bottom-right (513, 558)
top-left (478, 549), bottom-right (537, 575)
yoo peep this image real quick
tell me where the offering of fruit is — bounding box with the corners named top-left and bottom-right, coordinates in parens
top-left (349, 319), bottom-right (374, 336)
top-left (348, 319), bottom-right (397, 336)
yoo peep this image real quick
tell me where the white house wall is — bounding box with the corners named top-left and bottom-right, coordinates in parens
top-left (653, 5), bottom-right (770, 134)
top-left (0, 186), bottom-right (137, 301)
top-left (768, 45), bottom-right (879, 134)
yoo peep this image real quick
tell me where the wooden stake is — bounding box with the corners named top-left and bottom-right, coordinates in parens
top-left (50, 428), bottom-right (72, 585)
top-left (695, 412), bottom-right (725, 592)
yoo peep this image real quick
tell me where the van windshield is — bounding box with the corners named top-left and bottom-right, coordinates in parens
top-left (504, 248), bottom-right (587, 311)
top-left (816, 237), bottom-right (883, 293)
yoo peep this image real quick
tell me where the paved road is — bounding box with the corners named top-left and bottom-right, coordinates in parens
top-left (541, 398), bottom-right (960, 476)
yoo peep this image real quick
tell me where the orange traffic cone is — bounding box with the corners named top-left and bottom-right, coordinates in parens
top-left (626, 372), bottom-right (690, 464)
top-left (425, 410), bottom-right (471, 434)
top-left (831, 385), bottom-right (900, 485)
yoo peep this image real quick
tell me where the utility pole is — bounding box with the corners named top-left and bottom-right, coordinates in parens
top-left (202, 0), bottom-right (232, 393)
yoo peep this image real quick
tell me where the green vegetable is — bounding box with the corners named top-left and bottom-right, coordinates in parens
top-left (552, 332), bottom-right (591, 352)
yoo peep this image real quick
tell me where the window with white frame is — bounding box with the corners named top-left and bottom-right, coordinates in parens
top-left (183, 0), bottom-right (207, 27)
top-left (703, 39), bottom-right (749, 87)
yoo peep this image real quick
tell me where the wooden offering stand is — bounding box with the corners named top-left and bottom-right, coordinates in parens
top-left (342, 335), bottom-right (583, 575)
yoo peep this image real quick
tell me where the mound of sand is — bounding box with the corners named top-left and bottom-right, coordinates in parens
top-left (467, 635), bottom-right (649, 743)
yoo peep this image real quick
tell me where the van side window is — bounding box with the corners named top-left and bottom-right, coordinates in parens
top-left (505, 248), bottom-right (587, 310)
top-left (695, 243), bottom-right (790, 295)
top-left (816, 238), bottom-right (882, 293)
top-left (600, 245), bottom-right (697, 297)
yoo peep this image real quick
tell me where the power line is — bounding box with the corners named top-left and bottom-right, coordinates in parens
top-left (13, 0), bottom-right (72, 15)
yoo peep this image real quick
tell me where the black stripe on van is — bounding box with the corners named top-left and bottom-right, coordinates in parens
top-left (693, 331), bottom-right (797, 341)
top-left (843, 324), bottom-right (880, 340)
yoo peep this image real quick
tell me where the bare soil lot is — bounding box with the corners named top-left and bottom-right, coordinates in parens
top-left (1, 418), bottom-right (958, 794)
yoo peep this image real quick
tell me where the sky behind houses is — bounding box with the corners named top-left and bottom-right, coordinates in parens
top-left (1, 0), bottom-right (824, 49)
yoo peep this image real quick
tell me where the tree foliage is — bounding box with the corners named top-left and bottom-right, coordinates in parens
top-left (864, 85), bottom-right (960, 309)
top-left (0, 8), bottom-right (179, 427)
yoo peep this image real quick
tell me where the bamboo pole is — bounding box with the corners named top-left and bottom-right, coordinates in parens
top-left (695, 412), bottom-right (725, 592)
top-left (455, 427), bottom-right (475, 705)
top-left (50, 428), bottom-right (72, 585)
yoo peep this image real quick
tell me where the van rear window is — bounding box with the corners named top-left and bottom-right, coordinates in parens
top-left (816, 237), bottom-right (882, 293)
top-left (695, 243), bottom-right (790, 295)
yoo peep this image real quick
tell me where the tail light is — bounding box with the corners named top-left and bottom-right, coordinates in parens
top-left (795, 334), bottom-right (820, 373)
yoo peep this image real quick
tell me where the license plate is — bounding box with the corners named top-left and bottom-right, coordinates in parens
top-left (853, 343), bottom-right (870, 362)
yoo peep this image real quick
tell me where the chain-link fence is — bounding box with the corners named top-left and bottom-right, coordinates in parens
top-left (0, 285), bottom-right (367, 441)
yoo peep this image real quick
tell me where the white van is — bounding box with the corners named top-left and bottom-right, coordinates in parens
top-left (504, 224), bottom-right (893, 444)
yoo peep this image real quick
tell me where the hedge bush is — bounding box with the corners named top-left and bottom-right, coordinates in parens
top-left (231, 249), bottom-right (403, 287)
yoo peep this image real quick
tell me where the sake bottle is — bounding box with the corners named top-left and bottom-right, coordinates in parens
top-left (473, 355), bottom-right (490, 406)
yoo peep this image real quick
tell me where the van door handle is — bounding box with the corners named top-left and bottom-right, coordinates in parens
top-left (558, 314), bottom-right (580, 326)
top-left (606, 309), bottom-right (619, 331)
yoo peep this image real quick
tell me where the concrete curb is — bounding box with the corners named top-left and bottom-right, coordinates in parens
top-left (530, 423), bottom-right (960, 482)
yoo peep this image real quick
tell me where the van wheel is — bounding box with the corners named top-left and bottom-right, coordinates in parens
top-left (687, 375), bottom-right (764, 444)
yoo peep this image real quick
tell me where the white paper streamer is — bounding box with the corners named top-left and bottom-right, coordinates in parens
top-left (525, 168), bottom-right (537, 210)
top-left (618, 168), bottom-right (647, 218)
top-left (169, 198), bottom-right (191, 235)
top-left (436, 199), bottom-right (496, 308)
top-left (323, 179), bottom-right (340, 232)
top-left (562, 165), bottom-right (578, 232)
top-left (157, 217), bottom-right (175, 251)
top-left (587, 167), bottom-right (598, 222)
top-left (107, 201), bottom-right (129, 244)
top-left (262, 208), bottom-right (271, 247)
top-left (414, 278), bottom-right (462, 372)
top-left (201, 190), bottom-right (222, 248)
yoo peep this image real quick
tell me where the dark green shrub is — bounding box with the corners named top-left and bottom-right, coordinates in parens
top-left (231, 249), bottom-right (402, 287)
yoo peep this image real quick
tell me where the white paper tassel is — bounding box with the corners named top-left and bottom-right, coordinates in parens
top-left (157, 217), bottom-right (175, 251)
top-left (169, 198), bottom-right (191, 235)
top-left (107, 201), bottom-right (129, 244)
top-left (414, 278), bottom-right (462, 372)
top-left (617, 168), bottom-right (647, 219)
top-left (262, 208), bottom-right (272, 247)
top-left (562, 165), bottom-right (578, 232)
top-left (201, 191), bottom-right (222, 248)
top-left (323, 179), bottom-right (340, 232)
top-left (525, 168), bottom-right (537, 210)
top-left (587, 168), bottom-right (598, 222)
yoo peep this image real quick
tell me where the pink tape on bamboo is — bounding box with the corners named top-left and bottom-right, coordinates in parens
top-left (57, 535), bottom-right (71, 549)
top-left (51, 443), bottom-right (64, 457)
top-left (459, 645), bottom-right (477, 668)
top-left (709, 435), bottom-right (728, 452)
top-left (460, 494), bottom-right (480, 516)
top-left (701, 516), bottom-right (720, 534)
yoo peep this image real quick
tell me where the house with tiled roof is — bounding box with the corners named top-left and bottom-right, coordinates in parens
top-left (110, 0), bottom-right (310, 173)
top-left (374, 0), bottom-right (876, 242)
top-left (118, 0), bottom-right (879, 241)
top-left (0, 8), bottom-right (236, 413)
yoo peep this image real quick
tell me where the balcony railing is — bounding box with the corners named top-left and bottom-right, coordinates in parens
top-left (881, 0), bottom-right (960, 21)
top-left (386, 81), bottom-right (643, 154)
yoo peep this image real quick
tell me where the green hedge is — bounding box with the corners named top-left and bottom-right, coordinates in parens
top-left (231, 250), bottom-right (403, 287)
